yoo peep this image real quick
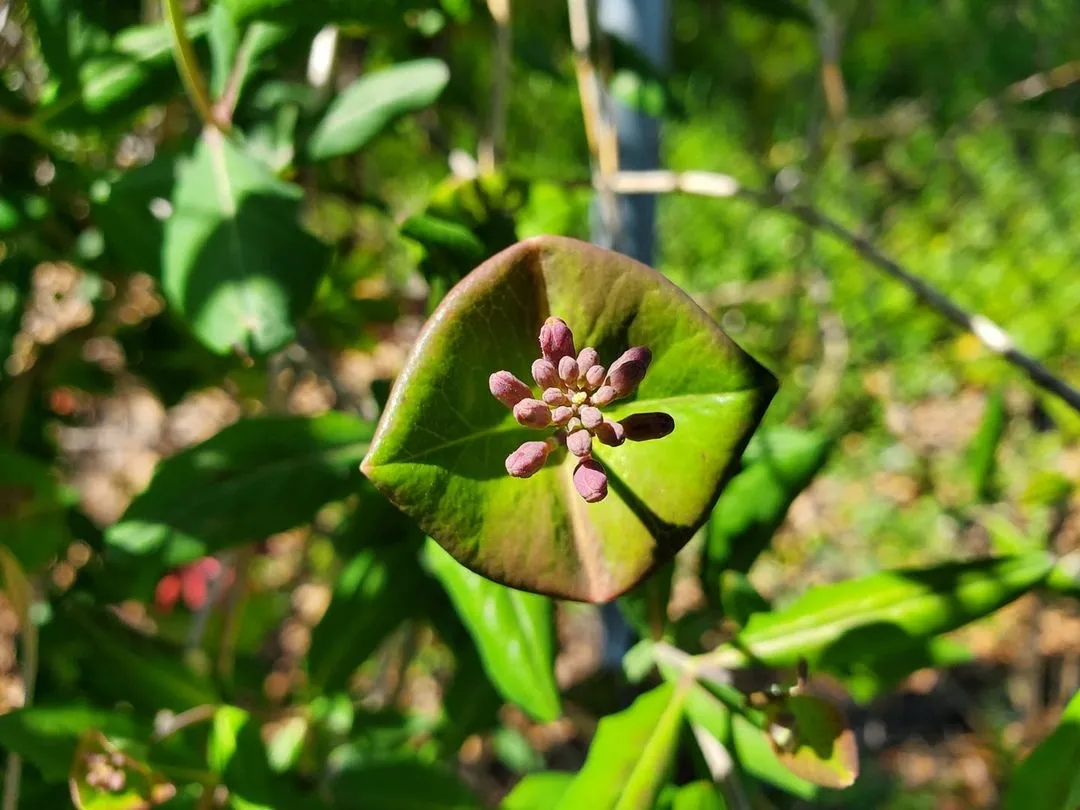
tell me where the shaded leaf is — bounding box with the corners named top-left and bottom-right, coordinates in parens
top-left (306, 59), bottom-right (450, 161)
top-left (0, 449), bottom-right (73, 574)
top-left (703, 427), bottom-right (831, 583)
top-left (666, 782), bottom-right (727, 810)
top-left (502, 772), bottom-right (574, 809)
top-left (327, 759), bottom-right (481, 810)
top-left (1004, 689), bottom-right (1080, 810)
top-left (554, 683), bottom-right (687, 810)
top-left (105, 413), bottom-right (371, 599)
top-left (163, 129), bottom-right (330, 356)
top-left (718, 570), bottom-right (771, 627)
top-left (710, 554), bottom-right (1052, 671)
top-left (363, 236), bottom-right (776, 602)
top-left (423, 539), bottom-right (560, 723)
top-left (222, 0), bottom-right (431, 26)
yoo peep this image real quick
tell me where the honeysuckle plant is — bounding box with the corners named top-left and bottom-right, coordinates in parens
top-left (362, 235), bottom-right (778, 602)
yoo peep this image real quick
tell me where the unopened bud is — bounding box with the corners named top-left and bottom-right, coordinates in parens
top-left (594, 419), bottom-right (625, 447)
top-left (606, 347), bottom-right (652, 398)
top-left (551, 405), bottom-right (573, 425)
top-left (577, 347), bottom-right (599, 378)
top-left (567, 429), bottom-right (593, 457)
top-left (540, 317), bottom-right (575, 363)
top-left (543, 387), bottom-right (569, 406)
top-left (532, 358), bottom-right (559, 389)
top-left (513, 398), bottom-right (551, 429)
top-left (558, 355), bottom-right (579, 386)
top-left (573, 459), bottom-right (608, 502)
top-left (585, 364), bottom-right (606, 388)
top-left (566, 416), bottom-right (582, 433)
top-left (620, 411), bottom-right (674, 441)
top-left (505, 441), bottom-right (551, 477)
top-left (489, 371), bottom-right (532, 408)
top-left (592, 385), bottom-right (617, 406)
top-left (579, 405), bottom-right (602, 429)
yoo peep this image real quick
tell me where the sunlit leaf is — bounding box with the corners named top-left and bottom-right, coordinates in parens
top-left (1004, 689), bottom-right (1080, 810)
top-left (502, 772), bottom-right (574, 809)
top-left (766, 694), bottom-right (858, 789)
top-left (363, 236), bottom-right (776, 602)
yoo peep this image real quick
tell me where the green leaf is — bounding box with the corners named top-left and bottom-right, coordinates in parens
top-left (718, 570), bottom-right (771, 627)
top-left (363, 236), bottom-right (776, 603)
top-left (731, 713), bottom-right (817, 800)
top-left (710, 554), bottom-right (1052, 671)
top-left (766, 694), bottom-right (858, 789)
top-left (704, 427), bottom-right (831, 582)
top-left (309, 536), bottom-right (429, 693)
top-left (222, 0), bottom-right (432, 26)
top-left (105, 413), bottom-right (371, 599)
top-left (1004, 689), bottom-right (1080, 810)
top-left (842, 635), bottom-right (972, 704)
top-left (327, 759), bottom-right (481, 810)
top-left (0, 450), bottom-right (73, 574)
top-left (163, 130), bottom-right (330, 356)
top-left (968, 388), bottom-right (1006, 501)
top-left (554, 683), bottom-right (687, 810)
top-left (306, 59), bottom-right (450, 161)
top-left (0, 706), bottom-right (142, 782)
top-left (502, 772), bottom-right (575, 809)
top-left (423, 539), bottom-right (560, 723)
top-left (665, 782), bottom-right (727, 810)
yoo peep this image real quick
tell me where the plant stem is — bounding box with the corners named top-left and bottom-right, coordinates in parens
top-left (163, 0), bottom-right (223, 132)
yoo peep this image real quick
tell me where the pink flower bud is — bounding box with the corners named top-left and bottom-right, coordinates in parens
top-left (606, 347), bottom-right (652, 398)
top-left (551, 405), bottom-right (573, 425)
top-left (489, 371), bottom-right (532, 409)
top-left (585, 364), bottom-right (606, 388)
top-left (558, 355), bottom-right (579, 386)
top-left (543, 387), bottom-right (569, 406)
top-left (573, 459), bottom-right (608, 503)
top-left (577, 347), bottom-right (599, 378)
top-left (579, 405), bottom-right (602, 429)
top-left (513, 398), bottom-right (551, 429)
top-left (540, 317), bottom-right (575, 364)
top-left (531, 358), bottom-right (559, 389)
top-left (567, 429), bottom-right (593, 457)
top-left (594, 419), bottom-right (625, 447)
top-left (566, 416), bottom-right (582, 433)
top-left (592, 385), bottom-right (617, 406)
top-left (505, 441), bottom-right (551, 477)
top-left (620, 412), bottom-right (675, 441)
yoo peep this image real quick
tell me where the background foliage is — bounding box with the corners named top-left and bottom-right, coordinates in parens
top-left (3, 0), bottom-right (1080, 807)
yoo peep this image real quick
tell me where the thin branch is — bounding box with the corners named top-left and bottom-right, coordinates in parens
top-left (215, 23), bottom-right (269, 124)
top-left (598, 168), bottom-right (1080, 416)
top-left (163, 0), bottom-right (224, 132)
top-left (479, 0), bottom-right (511, 173)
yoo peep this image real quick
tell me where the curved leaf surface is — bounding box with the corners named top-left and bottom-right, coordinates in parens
top-left (424, 539), bottom-right (560, 723)
top-left (1004, 689), bottom-right (1080, 810)
top-left (363, 236), bottom-right (776, 602)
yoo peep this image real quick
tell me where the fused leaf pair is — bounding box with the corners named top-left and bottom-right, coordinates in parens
top-left (490, 316), bottom-right (674, 503)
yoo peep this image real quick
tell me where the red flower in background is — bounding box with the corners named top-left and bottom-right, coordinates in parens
top-left (154, 557), bottom-right (234, 613)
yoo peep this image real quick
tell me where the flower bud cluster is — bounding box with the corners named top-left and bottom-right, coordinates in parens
top-left (489, 316), bottom-right (675, 502)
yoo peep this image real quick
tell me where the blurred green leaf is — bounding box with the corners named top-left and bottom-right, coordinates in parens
top-left (967, 388), bottom-right (1006, 501)
top-left (163, 130), bottom-right (330, 356)
top-left (105, 413), bottom-right (372, 599)
top-left (0, 449), bottom-right (73, 574)
top-left (766, 694), bottom-right (858, 789)
top-left (327, 759), bottom-right (481, 810)
top-left (306, 59), bottom-right (450, 161)
top-left (222, 0), bottom-right (434, 26)
top-left (363, 236), bottom-right (775, 602)
top-left (711, 554), bottom-right (1052, 672)
top-left (502, 772), bottom-right (574, 809)
top-left (1004, 689), bottom-right (1080, 810)
top-left (718, 570), bottom-right (771, 626)
top-left (664, 782), bottom-right (727, 810)
top-left (841, 635), bottom-right (972, 704)
top-left (423, 539), bottom-right (560, 723)
top-left (554, 683), bottom-right (687, 810)
top-left (703, 428), bottom-right (831, 584)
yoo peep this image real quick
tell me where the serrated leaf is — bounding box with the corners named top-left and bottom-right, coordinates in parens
top-left (363, 236), bottom-right (776, 602)
top-left (502, 772), bottom-right (575, 809)
top-left (554, 683), bottom-right (687, 810)
top-left (423, 539), bottom-right (560, 723)
top-left (703, 427), bottom-right (831, 582)
top-left (767, 694), bottom-right (858, 789)
top-left (163, 130), bottom-right (330, 356)
top-left (306, 59), bottom-right (450, 160)
top-left (327, 759), bottom-right (481, 810)
top-left (1004, 689), bottom-right (1080, 810)
top-left (105, 413), bottom-right (372, 600)
top-left (710, 554), bottom-right (1052, 671)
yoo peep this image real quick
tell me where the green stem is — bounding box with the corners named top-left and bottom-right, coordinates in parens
top-left (163, 0), bottom-right (223, 131)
